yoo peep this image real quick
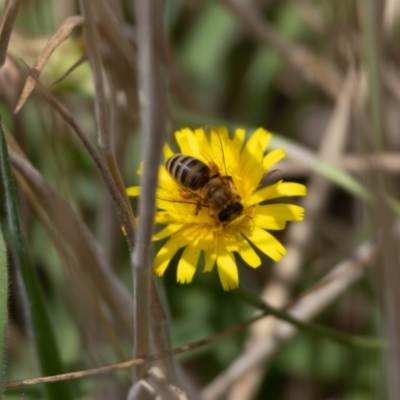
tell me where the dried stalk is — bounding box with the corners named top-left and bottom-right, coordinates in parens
top-left (79, 0), bottom-right (110, 150)
top-left (275, 153), bottom-right (400, 178)
top-left (201, 238), bottom-right (378, 400)
top-left (227, 70), bottom-right (356, 400)
top-left (219, 0), bottom-right (343, 99)
top-left (14, 15), bottom-right (84, 113)
top-left (36, 80), bottom-right (136, 250)
top-left (0, 0), bottom-right (21, 66)
top-left (4, 236), bottom-right (379, 391)
top-left (132, 0), bottom-right (167, 381)
top-left (7, 144), bottom-right (134, 337)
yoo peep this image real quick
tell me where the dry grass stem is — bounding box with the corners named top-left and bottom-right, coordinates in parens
top-left (132, 0), bottom-right (168, 380)
top-left (13, 15), bottom-right (84, 114)
top-left (80, 1), bottom-right (135, 234)
top-left (202, 238), bottom-right (378, 400)
top-left (3, 232), bottom-right (377, 392)
top-left (276, 152), bottom-right (400, 177)
top-left (145, 367), bottom-right (186, 400)
top-left (35, 79), bottom-right (136, 249)
top-left (219, 0), bottom-right (343, 99)
top-left (1, 1), bottom-right (393, 397)
top-left (6, 143), bottom-right (135, 337)
top-left (383, 0), bottom-right (400, 37)
top-left (227, 70), bottom-right (356, 399)
top-left (0, 0), bottom-right (21, 67)
top-left (79, 0), bottom-right (110, 152)
top-left (12, 170), bottom-right (129, 361)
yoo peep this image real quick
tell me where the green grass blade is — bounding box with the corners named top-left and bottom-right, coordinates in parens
top-left (0, 226), bottom-right (7, 398)
top-left (0, 116), bottom-right (73, 400)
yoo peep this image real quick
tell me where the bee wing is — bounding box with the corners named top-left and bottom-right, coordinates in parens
top-left (156, 185), bottom-right (209, 211)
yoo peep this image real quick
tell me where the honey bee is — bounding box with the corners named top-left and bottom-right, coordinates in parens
top-left (166, 154), bottom-right (243, 224)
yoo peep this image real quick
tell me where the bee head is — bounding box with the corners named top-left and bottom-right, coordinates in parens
top-left (218, 202), bottom-right (243, 224)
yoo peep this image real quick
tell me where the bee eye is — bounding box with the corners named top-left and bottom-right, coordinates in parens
top-left (218, 202), bottom-right (243, 223)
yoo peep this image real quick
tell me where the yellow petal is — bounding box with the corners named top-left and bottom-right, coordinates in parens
top-left (233, 128), bottom-right (245, 151)
top-left (253, 214), bottom-right (288, 230)
top-left (238, 239), bottom-right (261, 268)
top-left (214, 126), bottom-right (229, 139)
top-left (239, 139), bottom-right (266, 194)
top-left (194, 128), bottom-right (208, 152)
top-left (204, 240), bottom-right (217, 272)
top-left (154, 211), bottom-right (175, 224)
top-left (243, 128), bottom-right (272, 157)
top-left (153, 223), bottom-right (184, 240)
top-left (256, 204), bottom-right (305, 222)
top-left (240, 226), bottom-right (286, 262)
top-left (248, 182), bottom-right (307, 205)
top-left (126, 186), bottom-right (140, 197)
top-left (153, 234), bottom-right (187, 276)
top-left (216, 242), bottom-right (239, 290)
top-left (175, 128), bottom-right (200, 156)
top-left (263, 149), bottom-right (286, 171)
top-left (177, 244), bottom-right (201, 284)
top-left (208, 127), bottom-right (232, 175)
top-left (163, 143), bottom-right (175, 160)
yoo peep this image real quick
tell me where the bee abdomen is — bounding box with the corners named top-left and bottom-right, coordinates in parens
top-left (166, 154), bottom-right (210, 190)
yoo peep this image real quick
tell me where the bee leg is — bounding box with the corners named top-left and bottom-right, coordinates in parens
top-left (179, 189), bottom-right (193, 200)
top-left (194, 202), bottom-right (202, 215)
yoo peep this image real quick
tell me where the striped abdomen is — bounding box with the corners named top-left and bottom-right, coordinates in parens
top-left (166, 154), bottom-right (211, 190)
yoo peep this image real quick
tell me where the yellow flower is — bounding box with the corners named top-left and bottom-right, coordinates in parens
top-left (127, 127), bottom-right (306, 290)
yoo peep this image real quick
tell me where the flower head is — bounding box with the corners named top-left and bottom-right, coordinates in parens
top-left (127, 127), bottom-right (306, 290)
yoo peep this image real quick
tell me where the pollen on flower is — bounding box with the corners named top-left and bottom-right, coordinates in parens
top-left (126, 126), bottom-right (306, 290)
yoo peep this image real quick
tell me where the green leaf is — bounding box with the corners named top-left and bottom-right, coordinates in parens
top-left (0, 115), bottom-right (73, 400)
top-left (0, 225), bottom-right (7, 398)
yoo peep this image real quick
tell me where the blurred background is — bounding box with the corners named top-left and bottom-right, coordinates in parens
top-left (0, 0), bottom-right (398, 399)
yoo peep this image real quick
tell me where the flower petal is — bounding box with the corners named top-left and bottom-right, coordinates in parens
top-left (163, 143), bottom-right (175, 160)
top-left (238, 239), bottom-right (261, 268)
top-left (177, 244), bottom-right (201, 284)
top-left (153, 233), bottom-right (189, 276)
top-left (233, 128), bottom-right (245, 152)
top-left (217, 242), bottom-right (239, 290)
top-left (253, 214), bottom-right (288, 230)
top-left (240, 226), bottom-right (286, 262)
top-left (248, 182), bottom-right (307, 205)
top-left (239, 140), bottom-right (266, 195)
top-left (175, 128), bottom-right (198, 155)
top-left (153, 223), bottom-right (184, 240)
top-left (208, 127), bottom-right (233, 175)
top-left (126, 186), bottom-right (140, 197)
top-left (245, 128), bottom-right (272, 154)
top-left (257, 204), bottom-right (305, 222)
top-left (204, 239), bottom-right (217, 272)
top-left (263, 149), bottom-right (286, 171)
top-left (193, 127), bottom-right (208, 151)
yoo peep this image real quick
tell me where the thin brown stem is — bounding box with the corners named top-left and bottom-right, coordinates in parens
top-left (132, 0), bottom-right (168, 381)
top-left (0, 0), bottom-right (21, 66)
top-left (35, 79), bottom-right (136, 250)
top-left (79, 0), bottom-right (110, 152)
